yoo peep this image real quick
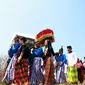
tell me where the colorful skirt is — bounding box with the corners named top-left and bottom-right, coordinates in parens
top-left (2, 56), bottom-right (16, 82)
top-left (67, 66), bottom-right (78, 83)
top-left (14, 59), bottom-right (30, 84)
top-left (56, 65), bottom-right (66, 83)
top-left (31, 57), bottom-right (43, 85)
top-left (44, 56), bottom-right (55, 85)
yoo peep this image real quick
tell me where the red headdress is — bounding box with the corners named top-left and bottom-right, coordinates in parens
top-left (36, 28), bottom-right (55, 46)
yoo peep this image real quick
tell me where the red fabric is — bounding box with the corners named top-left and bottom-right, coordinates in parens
top-left (14, 59), bottom-right (30, 84)
top-left (44, 57), bottom-right (55, 85)
top-left (36, 28), bottom-right (54, 39)
top-left (76, 62), bottom-right (83, 68)
top-left (36, 28), bottom-right (54, 46)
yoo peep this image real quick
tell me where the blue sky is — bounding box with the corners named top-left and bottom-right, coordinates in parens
top-left (0, 0), bottom-right (85, 60)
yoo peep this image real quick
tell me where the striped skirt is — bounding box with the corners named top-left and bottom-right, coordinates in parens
top-left (67, 66), bottom-right (78, 83)
top-left (2, 56), bottom-right (16, 82)
top-left (14, 59), bottom-right (30, 84)
top-left (31, 57), bottom-right (43, 85)
top-left (56, 65), bottom-right (66, 83)
top-left (44, 57), bottom-right (55, 85)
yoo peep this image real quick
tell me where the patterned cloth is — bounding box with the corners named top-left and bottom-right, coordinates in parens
top-left (67, 66), bottom-right (78, 83)
top-left (44, 57), bottom-right (55, 85)
top-left (14, 59), bottom-right (30, 84)
top-left (31, 57), bottom-right (43, 85)
top-left (2, 56), bottom-right (17, 82)
top-left (56, 65), bottom-right (66, 83)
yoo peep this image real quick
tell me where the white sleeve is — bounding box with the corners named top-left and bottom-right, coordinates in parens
top-left (73, 52), bottom-right (77, 65)
top-left (66, 54), bottom-right (69, 66)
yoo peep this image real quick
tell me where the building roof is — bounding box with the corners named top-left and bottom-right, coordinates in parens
top-left (12, 32), bottom-right (35, 41)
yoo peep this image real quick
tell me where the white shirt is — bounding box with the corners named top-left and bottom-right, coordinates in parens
top-left (64, 64), bottom-right (67, 73)
top-left (83, 62), bottom-right (85, 68)
top-left (67, 52), bottom-right (77, 66)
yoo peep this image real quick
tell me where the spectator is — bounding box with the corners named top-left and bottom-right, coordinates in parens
top-left (76, 59), bottom-right (83, 83)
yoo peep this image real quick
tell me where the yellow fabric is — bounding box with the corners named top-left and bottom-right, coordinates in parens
top-left (67, 66), bottom-right (78, 83)
top-left (36, 33), bottom-right (54, 42)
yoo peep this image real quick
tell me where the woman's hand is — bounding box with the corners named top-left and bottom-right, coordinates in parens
top-left (59, 62), bottom-right (62, 65)
top-left (55, 62), bottom-right (59, 68)
top-left (17, 56), bottom-right (22, 62)
top-left (17, 59), bottom-right (20, 63)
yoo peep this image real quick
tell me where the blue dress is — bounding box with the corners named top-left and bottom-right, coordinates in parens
top-left (31, 47), bottom-right (43, 85)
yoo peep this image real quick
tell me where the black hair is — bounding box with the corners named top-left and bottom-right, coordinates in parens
top-left (14, 35), bottom-right (20, 42)
top-left (16, 35), bottom-right (19, 39)
top-left (59, 46), bottom-right (63, 53)
top-left (45, 39), bottom-right (55, 56)
top-left (55, 52), bottom-right (59, 56)
top-left (67, 46), bottom-right (72, 49)
top-left (20, 37), bottom-right (27, 43)
top-left (46, 39), bottom-right (52, 48)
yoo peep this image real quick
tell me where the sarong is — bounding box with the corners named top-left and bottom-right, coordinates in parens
top-left (77, 68), bottom-right (83, 83)
top-left (14, 59), bottom-right (30, 84)
top-left (56, 65), bottom-right (66, 83)
top-left (44, 57), bottom-right (54, 85)
top-left (2, 56), bottom-right (16, 82)
top-left (67, 66), bottom-right (78, 83)
top-left (81, 67), bottom-right (85, 82)
top-left (31, 57), bottom-right (43, 85)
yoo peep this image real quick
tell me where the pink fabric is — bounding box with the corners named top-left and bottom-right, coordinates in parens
top-left (76, 62), bottom-right (83, 68)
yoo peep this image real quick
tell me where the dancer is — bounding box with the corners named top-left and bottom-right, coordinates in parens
top-left (5, 35), bottom-right (20, 70)
top-left (14, 37), bottom-right (30, 85)
top-left (67, 46), bottom-right (78, 84)
top-left (31, 42), bottom-right (43, 85)
top-left (2, 35), bottom-right (20, 83)
top-left (44, 39), bottom-right (55, 85)
top-left (55, 47), bottom-right (66, 84)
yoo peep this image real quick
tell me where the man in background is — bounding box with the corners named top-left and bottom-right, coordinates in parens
top-left (67, 46), bottom-right (78, 84)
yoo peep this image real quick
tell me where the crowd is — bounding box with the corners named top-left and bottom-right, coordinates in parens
top-left (1, 35), bottom-right (85, 85)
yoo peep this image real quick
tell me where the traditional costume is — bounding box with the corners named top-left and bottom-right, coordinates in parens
top-left (36, 28), bottom-right (55, 85)
top-left (31, 47), bottom-right (43, 85)
top-left (8, 42), bottom-right (20, 59)
top-left (2, 42), bottom-right (20, 82)
top-left (55, 54), bottom-right (66, 84)
top-left (44, 44), bottom-right (55, 85)
top-left (14, 44), bottom-right (30, 84)
top-left (67, 52), bottom-right (78, 83)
